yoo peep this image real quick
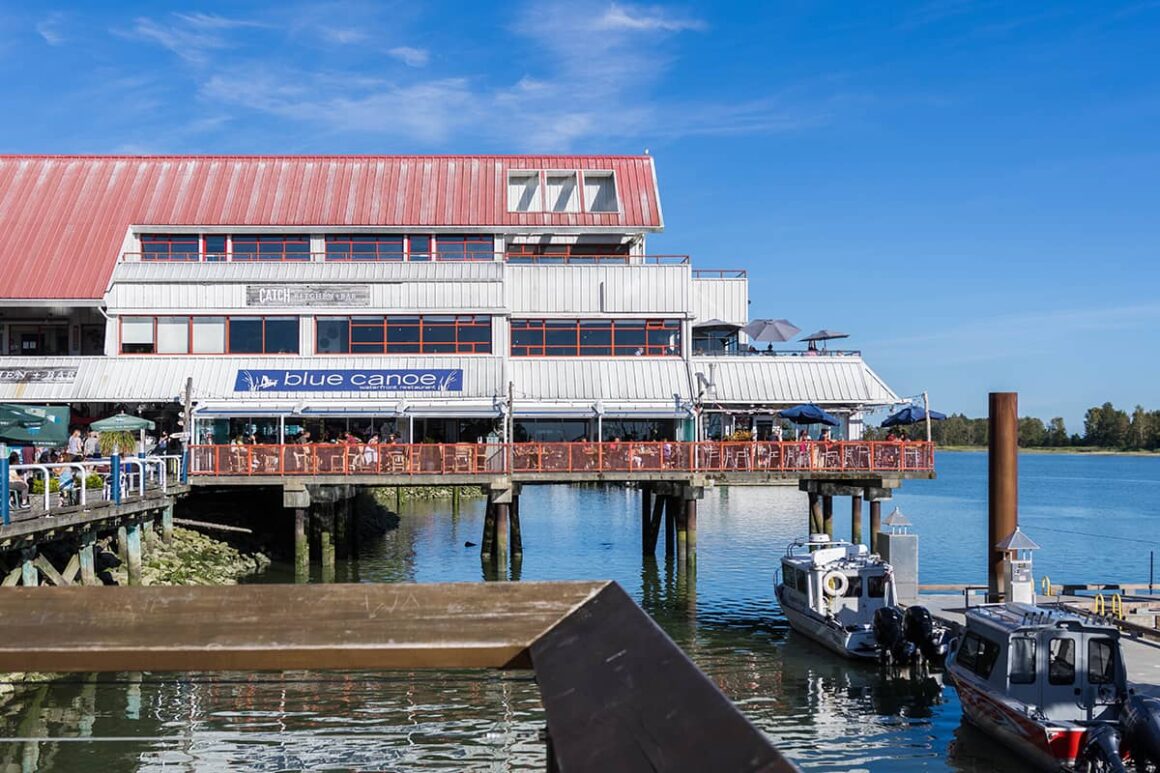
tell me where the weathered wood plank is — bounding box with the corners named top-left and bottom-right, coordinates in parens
top-left (32, 554), bottom-right (69, 587)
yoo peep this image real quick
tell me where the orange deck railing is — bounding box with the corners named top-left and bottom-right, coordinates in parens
top-left (188, 441), bottom-right (934, 477)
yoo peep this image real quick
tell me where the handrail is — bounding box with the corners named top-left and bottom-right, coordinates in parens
top-left (692, 269), bottom-right (746, 278)
top-left (1, 454), bottom-right (185, 526)
top-left (122, 251), bottom-right (691, 266)
top-left (188, 440), bottom-right (935, 477)
top-left (691, 349), bottom-right (863, 358)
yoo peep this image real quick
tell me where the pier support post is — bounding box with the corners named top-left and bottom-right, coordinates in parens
top-left (851, 494), bottom-right (863, 545)
top-left (452, 486), bottom-right (461, 516)
top-left (294, 508), bottom-right (309, 581)
top-left (822, 495), bottom-right (834, 539)
top-left (481, 501), bottom-right (496, 559)
top-left (161, 503), bottom-right (174, 544)
top-left (675, 497), bottom-right (688, 567)
top-left (334, 496), bottom-right (350, 561)
top-left (685, 497), bottom-right (697, 565)
top-left (126, 523), bottom-right (143, 586)
top-left (646, 494), bottom-right (665, 556)
top-left (79, 532), bottom-right (97, 586)
top-left (494, 503), bottom-right (510, 567)
top-left (869, 500), bottom-right (882, 553)
top-left (641, 486), bottom-right (652, 553)
top-left (116, 525), bottom-right (129, 566)
top-left (808, 492), bottom-right (823, 536)
top-left (988, 391), bottom-right (1019, 602)
top-left (20, 548), bottom-right (37, 587)
top-left (510, 491), bottom-right (523, 558)
top-left (142, 518), bottom-right (156, 550)
top-left (664, 498), bottom-right (676, 556)
top-left (320, 506), bottom-right (336, 583)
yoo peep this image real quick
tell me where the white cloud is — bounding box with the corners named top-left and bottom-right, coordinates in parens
top-left (596, 3), bottom-right (706, 32)
top-left (36, 13), bottom-right (66, 45)
top-left (388, 46), bottom-right (429, 67)
top-left (120, 12), bottom-right (266, 65)
top-left (320, 27), bottom-right (369, 45)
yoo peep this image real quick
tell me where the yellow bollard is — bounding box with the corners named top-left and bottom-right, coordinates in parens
top-left (1041, 576), bottom-right (1052, 597)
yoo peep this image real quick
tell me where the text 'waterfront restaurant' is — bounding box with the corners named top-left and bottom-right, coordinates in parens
top-left (0, 155), bottom-right (900, 447)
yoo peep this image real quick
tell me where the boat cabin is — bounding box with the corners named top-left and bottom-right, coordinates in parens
top-left (954, 604), bottom-right (1127, 722)
top-left (779, 536), bottom-right (896, 628)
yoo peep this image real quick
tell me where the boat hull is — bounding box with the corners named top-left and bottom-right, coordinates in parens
top-left (776, 584), bottom-right (878, 661)
top-left (951, 667), bottom-right (1087, 771)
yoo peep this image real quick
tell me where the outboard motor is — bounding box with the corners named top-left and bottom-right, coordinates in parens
top-left (1121, 694), bottom-right (1160, 770)
top-left (873, 607), bottom-right (916, 666)
top-left (1075, 723), bottom-right (1126, 773)
top-left (903, 606), bottom-right (948, 664)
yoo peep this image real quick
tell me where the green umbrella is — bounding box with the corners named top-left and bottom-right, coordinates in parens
top-left (0, 404), bottom-right (69, 445)
top-left (91, 413), bottom-right (155, 431)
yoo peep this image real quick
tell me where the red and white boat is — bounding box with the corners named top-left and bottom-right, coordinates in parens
top-left (947, 603), bottom-right (1160, 771)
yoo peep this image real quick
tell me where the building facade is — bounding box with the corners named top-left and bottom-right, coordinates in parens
top-left (0, 155), bottom-right (898, 445)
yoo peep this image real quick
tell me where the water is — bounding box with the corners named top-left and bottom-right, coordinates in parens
top-left (3, 452), bottom-right (1159, 771)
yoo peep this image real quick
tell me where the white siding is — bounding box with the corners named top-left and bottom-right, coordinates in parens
top-left (691, 278), bottom-right (748, 325)
top-left (506, 265), bottom-right (689, 315)
top-left (510, 359), bottom-right (692, 404)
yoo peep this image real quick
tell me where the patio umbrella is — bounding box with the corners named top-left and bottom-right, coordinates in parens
top-left (880, 406), bottom-right (947, 427)
top-left (91, 413), bottom-right (155, 431)
top-left (0, 404), bottom-right (69, 445)
top-left (779, 403), bottom-right (840, 426)
top-left (92, 413), bottom-right (156, 456)
top-left (743, 318), bottom-right (801, 342)
top-left (800, 329), bottom-right (850, 342)
top-left (693, 319), bottom-right (741, 331)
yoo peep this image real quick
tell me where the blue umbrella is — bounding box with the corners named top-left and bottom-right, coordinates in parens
top-left (881, 405), bottom-right (947, 427)
top-left (779, 403), bottom-right (840, 426)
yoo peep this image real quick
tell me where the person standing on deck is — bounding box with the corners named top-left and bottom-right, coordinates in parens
top-left (67, 429), bottom-right (83, 461)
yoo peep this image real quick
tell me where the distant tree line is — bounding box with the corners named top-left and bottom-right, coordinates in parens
top-left (863, 402), bottom-right (1160, 450)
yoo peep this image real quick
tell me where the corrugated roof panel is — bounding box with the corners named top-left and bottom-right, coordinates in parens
top-left (695, 357), bottom-right (899, 407)
top-left (0, 155), bottom-right (661, 300)
top-left (510, 360), bottom-right (691, 403)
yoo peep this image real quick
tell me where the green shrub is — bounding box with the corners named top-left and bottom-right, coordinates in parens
top-left (84, 473), bottom-right (103, 490)
top-left (29, 477), bottom-right (61, 494)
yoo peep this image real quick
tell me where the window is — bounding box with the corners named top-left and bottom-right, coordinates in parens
top-left (314, 316), bottom-right (492, 354)
top-left (141, 234), bottom-right (201, 261)
top-left (204, 235), bottom-right (227, 262)
top-left (956, 632), bottom-right (1000, 678)
top-left (121, 316), bottom-right (300, 354)
top-left (510, 319), bottom-right (681, 357)
top-left (842, 576), bottom-right (863, 598)
top-left (867, 575), bottom-right (887, 598)
top-left (508, 171), bottom-right (541, 212)
top-left (583, 171), bottom-right (618, 212)
top-left (1088, 639), bottom-right (1116, 685)
top-left (156, 317), bottom-right (190, 354)
top-left (436, 235), bottom-right (493, 261)
top-left (1010, 637), bottom-right (1037, 684)
top-left (325, 235), bottom-right (405, 261)
top-left (121, 317), bottom-right (155, 353)
top-left (231, 235), bottom-right (311, 262)
top-left (546, 172), bottom-right (579, 213)
top-left (505, 242), bottom-right (631, 264)
top-left (409, 235), bottom-right (432, 262)
top-left (1048, 638), bottom-right (1076, 685)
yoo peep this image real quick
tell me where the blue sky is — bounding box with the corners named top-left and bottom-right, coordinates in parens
top-left (2, 1), bottom-right (1158, 430)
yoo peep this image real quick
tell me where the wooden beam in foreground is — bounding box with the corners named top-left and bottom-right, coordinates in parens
top-left (0, 581), bottom-right (797, 773)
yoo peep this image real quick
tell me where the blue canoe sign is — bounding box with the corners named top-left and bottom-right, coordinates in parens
top-left (234, 369), bottom-right (463, 393)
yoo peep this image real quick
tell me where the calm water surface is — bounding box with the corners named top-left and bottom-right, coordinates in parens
top-left (3, 452), bottom-right (1159, 771)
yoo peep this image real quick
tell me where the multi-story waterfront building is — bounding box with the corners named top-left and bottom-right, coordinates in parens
top-left (0, 155), bottom-right (899, 446)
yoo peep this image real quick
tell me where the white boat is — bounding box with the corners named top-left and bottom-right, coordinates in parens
top-left (774, 534), bottom-right (897, 660)
top-left (947, 602), bottom-right (1160, 771)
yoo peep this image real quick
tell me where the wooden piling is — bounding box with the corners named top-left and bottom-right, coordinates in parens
top-left (685, 498), bottom-right (697, 564)
top-left (664, 498), bottom-right (676, 556)
top-left (675, 497), bottom-right (688, 566)
top-left (117, 525), bottom-right (129, 566)
top-left (126, 524), bottom-right (143, 586)
top-left (334, 497), bottom-right (349, 561)
top-left (161, 503), bottom-right (174, 544)
top-left (294, 508), bottom-right (309, 581)
top-left (452, 486), bottom-right (461, 515)
top-left (320, 507), bottom-right (336, 582)
top-left (869, 500), bottom-right (882, 553)
top-left (822, 495), bottom-right (834, 539)
top-left (481, 500), bottom-right (496, 559)
top-left (79, 533), bottom-right (97, 586)
top-left (494, 503), bottom-right (510, 566)
top-left (510, 494), bottom-right (523, 558)
top-left (646, 493), bottom-right (665, 555)
top-left (808, 492), bottom-right (823, 535)
top-left (142, 519), bottom-right (156, 550)
top-left (641, 486), bottom-right (652, 553)
top-left (851, 494), bottom-right (863, 545)
top-left (989, 391), bottom-right (1019, 602)
top-left (21, 549), bottom-right (38, 587)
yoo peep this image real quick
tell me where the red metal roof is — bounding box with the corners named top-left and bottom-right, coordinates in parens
top-left (0, 155), bottom-right (663, 301)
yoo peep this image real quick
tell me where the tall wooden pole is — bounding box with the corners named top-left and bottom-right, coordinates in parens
top-left (988, 392), bottom-right (1019, 602)
top-left (851, 494), bottom-right (863, 545)
top-left (869, 500), bottom-right (881, 553)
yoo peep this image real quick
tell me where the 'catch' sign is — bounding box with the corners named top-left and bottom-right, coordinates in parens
top-left (234, 369), bottom-right (463, 393)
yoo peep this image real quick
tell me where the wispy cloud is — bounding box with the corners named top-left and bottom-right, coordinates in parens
top-left (319, 27), bottom-right (368, 45)
top-left (36, 12), bottom-right (66, 46)
top-left (596, 3), bottom-right (706, 32)
top-left (388, 46), bottom-right (429, 67)
top-left (119, 12), bottom-right (267, 65)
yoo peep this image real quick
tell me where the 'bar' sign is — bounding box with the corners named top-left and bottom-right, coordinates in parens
top-left (234, 369), bottom-right (463, 393)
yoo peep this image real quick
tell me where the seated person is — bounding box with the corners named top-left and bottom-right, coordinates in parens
top-left (57, 466), bottom-right (77, 505)
top-left (8, 453), bottom-right (29, 507)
